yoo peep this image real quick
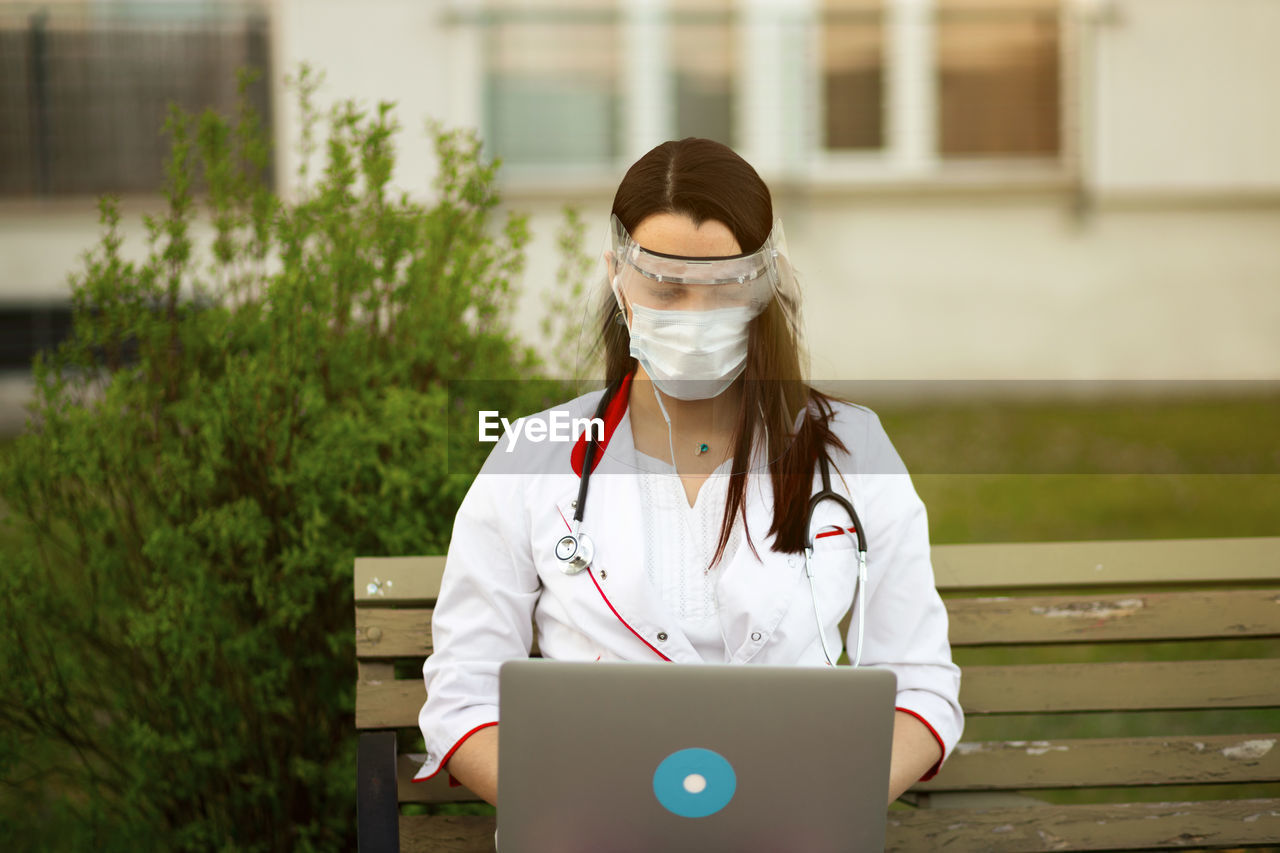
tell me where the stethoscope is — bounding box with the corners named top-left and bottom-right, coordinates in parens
top-left (554, 383), bottom-right (869, 668)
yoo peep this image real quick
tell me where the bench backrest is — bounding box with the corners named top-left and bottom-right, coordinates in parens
top-left (355, 537), bottom-right (1280, 837)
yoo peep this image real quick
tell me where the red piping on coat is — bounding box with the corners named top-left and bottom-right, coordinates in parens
top-left (589, 569), bottom-right (672, 662)
top-left (895, 706), bottom-right (946, 781)
top-left (565, 372), bottom-right (668, 661)
top-left (570, 371), bottom-right (634, 477)
top-left (412, 721), bottom-right (498, 784)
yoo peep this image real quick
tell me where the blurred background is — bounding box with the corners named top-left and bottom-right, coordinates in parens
top-left (2, 0), bottom-right (1279, 420)
top-left (0, 3), bottom-right (1276, 845)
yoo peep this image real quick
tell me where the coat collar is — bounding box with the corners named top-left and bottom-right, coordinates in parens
top-left (570, 371), bottom-right (634, 477)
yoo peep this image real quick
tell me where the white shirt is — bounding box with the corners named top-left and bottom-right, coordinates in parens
top-left (633, 448), bottom-right (740, 663)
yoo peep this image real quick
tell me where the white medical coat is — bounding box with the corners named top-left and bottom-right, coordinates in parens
top-left (415, 385), bottom-right (963, 783)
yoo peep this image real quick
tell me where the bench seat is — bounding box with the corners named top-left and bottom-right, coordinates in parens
top-left (356, 537), bottom-right (1280, 852)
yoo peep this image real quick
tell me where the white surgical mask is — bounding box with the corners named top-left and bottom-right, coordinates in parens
top-left (626, 303), bottom-right (753, 400)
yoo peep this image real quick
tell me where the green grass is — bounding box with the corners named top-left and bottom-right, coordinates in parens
top-left (874, 395), bottom-right (1280, 543)
top-left (5, 394), bottom-right (1276, 548)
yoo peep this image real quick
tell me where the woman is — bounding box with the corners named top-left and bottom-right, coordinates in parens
top-left (415, 138), bottom-right (963, 808)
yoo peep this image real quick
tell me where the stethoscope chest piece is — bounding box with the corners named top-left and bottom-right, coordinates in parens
top-left (556, 531), bottom-right (594, 575)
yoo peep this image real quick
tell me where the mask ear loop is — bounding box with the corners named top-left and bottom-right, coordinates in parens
top-left (649, 381), bottom-right (679, 478)
top-left (609, 255), bottom-right (633, 331)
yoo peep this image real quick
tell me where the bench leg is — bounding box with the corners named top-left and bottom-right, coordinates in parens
top-left (358, 730), bottom-right (401, 853)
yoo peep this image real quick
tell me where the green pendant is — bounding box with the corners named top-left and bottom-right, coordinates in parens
top-left (696, 442), bottom-right (709, 455)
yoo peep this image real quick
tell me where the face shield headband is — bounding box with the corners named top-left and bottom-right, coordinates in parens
top-left (608, 213), bottom-right (791, 318)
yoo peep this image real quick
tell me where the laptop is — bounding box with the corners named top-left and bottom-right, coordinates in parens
top-left (497, 659), bottom-right (897, 853)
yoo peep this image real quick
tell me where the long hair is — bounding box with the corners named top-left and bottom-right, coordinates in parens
top-left (599, 137), bottom-right (846, 561)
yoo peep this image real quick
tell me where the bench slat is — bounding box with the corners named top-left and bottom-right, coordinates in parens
top-left (354, 538), bottom-right (1280, 605)
top-left (394, 800), bottom-right (1280, 853)
top-left (358, 588), bottom-right (1280, 661)
top-left (398, 814), bottom-right (494, 853)
top-left (358, 680), bottom-right (428, 729)
top-left (355, 608), bottom-right (541, 661)
top-left (357, 608), bottom-right (435, 659)
top-left (360, 659), bottom-right (1280, 729)
top-left (932, 537), bottom-right (1280, 591)
top-left (962, 659), bottom-right (1280, 713)
top-left (919, 733), bottom-right (1280, 791)
top-left (946, 588), bottom-right (1280, 645)
top-left (886, 797), bottom-right (1280, 852)
top-left (355, 556), bottom-right (446, 605)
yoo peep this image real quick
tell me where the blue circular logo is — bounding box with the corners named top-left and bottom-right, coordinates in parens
top-left (652, 748), bottom-right (737, 818)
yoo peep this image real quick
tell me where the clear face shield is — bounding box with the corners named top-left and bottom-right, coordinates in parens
top-left (609, 212), bottom-right (792, 315)
top-left (607, 213), bottom-right (804, 403)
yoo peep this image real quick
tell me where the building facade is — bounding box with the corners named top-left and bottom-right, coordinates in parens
top-left (2, 0), bottom-right (1278, 406)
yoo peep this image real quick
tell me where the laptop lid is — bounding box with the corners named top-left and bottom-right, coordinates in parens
top-left (497, 659), bottom-right (896, 853)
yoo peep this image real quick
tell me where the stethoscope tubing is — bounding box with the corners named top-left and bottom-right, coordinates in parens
top-left (804, 454), bottom-right (867, 668)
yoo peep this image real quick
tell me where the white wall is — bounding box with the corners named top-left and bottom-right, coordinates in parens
top-left (506, 191), bottom-right (1280, 382)
top-left (1093, 0), bottom-right (1280, 192)
top-left (271, 0), bottom-right (483, 200)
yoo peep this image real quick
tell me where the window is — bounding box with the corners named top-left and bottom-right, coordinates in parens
top-left (483, 0), bottom-right (621, 168)
top-left (481, 0), bottom-right (736, 171)
top-left (671, 0), bottom-right (736, 147)
top-left (0, 4), bottom-right (272, 197)
top-left (821, 0), bottom-right (886, 151)
top-left (936, 0), bottom-right (1061, 157)
top-left (814, 0), bottom-right (1065, 171)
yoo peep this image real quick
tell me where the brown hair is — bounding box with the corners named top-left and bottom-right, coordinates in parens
top-left (599, 137), bottom-right (846, 562)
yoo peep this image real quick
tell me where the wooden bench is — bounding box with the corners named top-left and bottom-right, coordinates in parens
top-left (355, 537), bottom-right (1280, 852)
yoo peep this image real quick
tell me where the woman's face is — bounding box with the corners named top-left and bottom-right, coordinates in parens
top-left (619, 213), bottom-right (744, 316)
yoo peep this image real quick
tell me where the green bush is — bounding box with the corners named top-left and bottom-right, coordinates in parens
top-left (0, 68), bottom-right (562, 851)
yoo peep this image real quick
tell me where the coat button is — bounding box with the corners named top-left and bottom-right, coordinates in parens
top-left (656, 632), bottom-right (668, 642)
top-left (751, 631), bottom-right (762, 641)
top-left (599, 569), bottom-right (607, 580)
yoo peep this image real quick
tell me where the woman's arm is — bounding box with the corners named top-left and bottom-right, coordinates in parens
top-left (416, 424), bottom-right (544, 787)
top-left (445, 725), bottom-right (500, 807)
top-left (886, 710), bottom-right (943, 804)
top-left (846, 407), bottom-right (965, 791)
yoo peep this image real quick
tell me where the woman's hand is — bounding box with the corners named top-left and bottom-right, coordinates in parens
top-left (886, 711), bottom-right (943, 804)
top-left (444, 725), bottom-right (500, 807)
